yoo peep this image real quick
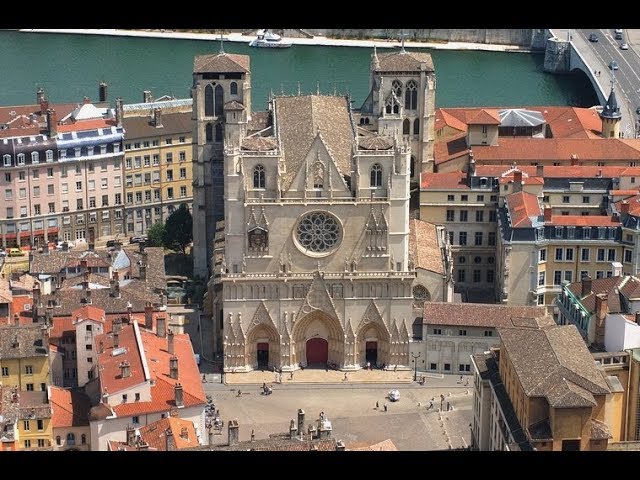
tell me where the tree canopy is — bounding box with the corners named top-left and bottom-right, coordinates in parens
top-left (164, 204), bottom-right (193, 253)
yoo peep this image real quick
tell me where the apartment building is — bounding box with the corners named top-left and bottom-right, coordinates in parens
top-left (122, 95), bottom-right (193, 236)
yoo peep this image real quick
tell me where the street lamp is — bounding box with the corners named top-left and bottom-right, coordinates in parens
top-left (411, 352), bottom-right (421, 382)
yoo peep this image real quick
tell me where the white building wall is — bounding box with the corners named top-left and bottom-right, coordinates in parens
top-left (425, 325), bottom-right (498, 375)
top-left (605, 313), bottom-right (640, 352)
top-left (75, 319), bottom-right (104, 388)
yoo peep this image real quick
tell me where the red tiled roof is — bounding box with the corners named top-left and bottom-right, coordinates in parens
top-left (96, 323), bottom-right (147, 395)
top-left (420, 171), bottom-right (468, 190)
top-left (9, 296), bottom-right (34, 325)
top-left (506, 191), bottom-right (541, 228)
top-left (71, 305), bottom-right (106, 322)
top-left (547, 215), bottom-right (620, 227)
top-left (436, 109), bottom-right (468, 132)
top-left (467, 108), bottom-right (501, 125)
top-left (610, 190), bottom-right (639, 196)
top-left (473, 138), bottom-right (640, 163)
top-left (409, 219), bottom-right (444, 274)
top-left (475, 165), bottom-right (640, 178)
top-left (57, 118), bottom-right (116, 133)
top-left (50, 317), bottom-right (75, 340)
top-left (616, 194), bottom-right (640, 216)
top-left (434, 132), bottom-right (470, 164)
top-left (50, 386), bottom-right (91, 428)
top-left (0, 103), bottom-right (77, 129)
top-left (498, 173), bottom-right (544, 185)
top-left (423, 302), bottom-right (547, 328)
top-left (139, 417), bottom-right (199, 450)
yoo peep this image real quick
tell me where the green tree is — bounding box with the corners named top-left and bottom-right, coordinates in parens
top-left (163, 204), bottom-right (193, 253)
top-left (146, 222), bottom-right (166, 247)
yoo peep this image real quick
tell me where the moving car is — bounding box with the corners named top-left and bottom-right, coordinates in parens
top-left (388, 389), bottom-right (400, 402)
top-left (615, 29), bottom-right (623, 40)
top-left (129, 235), bottom-right (147, 244)
top-left (589, 33), bottom-right (599, 42)
top-left (609, 61), bottom-right (619, 71)
top-left (620, 43), bottom-right (629, 50)
top-left (8, 248), bottom-right (25, 257)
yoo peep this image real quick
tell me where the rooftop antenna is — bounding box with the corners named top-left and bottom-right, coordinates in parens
top-left (399, 30), bottom-right (409, 53)
top-left (219, 32), bottom-right (225, 54)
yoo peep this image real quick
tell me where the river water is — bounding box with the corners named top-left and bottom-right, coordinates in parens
top-left (0, 31), bottom-right (598, 110)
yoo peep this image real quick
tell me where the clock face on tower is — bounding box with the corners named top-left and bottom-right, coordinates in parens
top-left (294, 211), bottom-right (342, 257)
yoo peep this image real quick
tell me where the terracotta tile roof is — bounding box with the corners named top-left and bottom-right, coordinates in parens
top-left (138, 417), bottom-right (199, 450)
top-left (122, 112), bottom-right (192, 139)
top-left (10, 274), bottom-right (39, 292)
top-left (472, 138), bottom-right (640, 163)
top-left (41, 288), bottom-right (158, 317)
top-left (618, 276), bottom-right (640, 300)
top-left (94, 324), bottom-right (205, 418)
top-left (498, 324), bottom-right (610, 408)
top-left (241, 136), bottom-right (278, 152)
top-left (71, 305), bottom-right (106, 322)
top-left (274, 95), bottom-right (354, 190)
top-left (467, 109), bottom-right (501, 125)
top-left (50, 386), bottom-right (91, 428)
top-left (223, 100), bottom-right (245, 111)
top-left (0, 324), bottom-right (48, 359)
top-left (567, 276), bottom-right (631, 313)
top-left (0, 103), bottom-right (77, 131)
top-left (547, 215), bottom-right (620, 227)
top-left (7, 296), bottom-right (35, 325)
top-left (247, 111), bottom-right (271, 134)
top-left (423, 302), bottom-right (547, 328)
top-left (610, 189), bottom-right (639, 196)
top-left (56, 118), bottom-right (115, 133)
top-left (497, 173), bottom-right (544, 185)
top-left (17, 390), bottom-right (51, 420)
top-left (435, 109), bottom-right (468, 132)
top-left (193, 53), bottom-right (250, 73)
top-left (616, 194), bottom-right (640, 216)
top-left (376, 51), bottom-right (434, 72)
top-left (409, 219), bottom-right (444, 274)
top-left (475, 165), bottom-right (640, 178)
top-left (506, 191), bottom-right (541, 228)
top-left (434, 132), bottom-right (469, 165)
top-left (420, 171), bottom-right (469, 190)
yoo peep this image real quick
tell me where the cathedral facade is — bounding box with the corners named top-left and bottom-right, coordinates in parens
top-left (194, 48), bottom-right (438, 372)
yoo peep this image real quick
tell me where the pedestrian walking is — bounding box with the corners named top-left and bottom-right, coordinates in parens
top-left (290, 371), bottom-right (294, 380)
top-left (459, 375), bottom-right (463, 383)
top-left (376, 401), bottom-right (379, 409)
top-left (366, 361), bottom-right (370, 370)
top-left (384, 403), bottom-right (388, 412)
top-left (393, 365), bottom-right (397, 372)
top-left (343, 372), bottom-right (348, 381)
top-left (202, 374), bottom-right (207, 383)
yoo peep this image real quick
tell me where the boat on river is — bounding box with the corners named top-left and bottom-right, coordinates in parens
top-left (248, 29), bottom-right (292, 48)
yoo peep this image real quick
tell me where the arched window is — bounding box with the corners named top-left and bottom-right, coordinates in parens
top-left (230, 82), bottom-right (238, 95)
top-left (405, 80), bottom-right (418, 110)
top-left (214, 84), bottom-right (224, 117)
top-left (313, 161), bottom-right (324, 189)
top-left (393, 104), bottom-right (399, 114)
top-left (45, 150), bottom-right (53, 162)
top-left (392, 79), bottom-right (403, 97)
top-left (205, 84), bottom-right (214, 117)
top-left (410, 156), bottom-right (416, 178)
top-left (413, 285), bottom-right (430, 301)
top-left (31, 151), bottom-right (39, 163)
top-left (364, 117), bottom-right (370, 125)
top-left (81, 434), bottom-right (86, 445)
top-left (370, 163), bottom-right (383, 187)
top-left (67, 433), bottom-right (75, 446)
top-left (205, 123), bottom-right (213, 143)
top-left (385, 104), bottom-right (392, 114)
top-left (55, 436), bottom-right (61, 446)
top-left (403, 119), bottom-right (410, 135)
top-left (414, 118), bottom-right (420, 136)
top-left (253, 164), bottom-right (265, 189)
top-left (215, 123), bottom-right (223, 143)
top-left (360, 118), bottom-right (365, 125)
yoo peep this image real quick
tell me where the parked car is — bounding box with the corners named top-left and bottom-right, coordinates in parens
top-left (615, 29), bottom-right (623, 40)
top-left (609, 60), bottom-right (619, 70)
top-left (388, 389), bottom-right (400, 402)
top-left (106, 239), bottom-right (116, 248)
top-left (589, 33), bottom-right (599, 42)
top-left (0, 250), bottom-right (7, 257)
top-left (8, 248), bottom-right (25, 257)
top-left (56, 240), bottom-right (75, 250)
top-left (620, 43), bottom-right (629, 50)
top-left (129, 235), bottom-right (147, 244)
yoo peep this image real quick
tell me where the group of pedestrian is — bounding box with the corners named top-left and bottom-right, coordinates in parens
top-left (375, 401), bottom-right (388, 412)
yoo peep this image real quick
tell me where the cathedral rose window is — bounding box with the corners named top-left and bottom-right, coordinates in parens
top-left (295, 211), bottom-right (341, 255)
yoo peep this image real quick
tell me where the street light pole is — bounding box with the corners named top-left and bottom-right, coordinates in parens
top-left (411, 352), bottom-right (421, 382)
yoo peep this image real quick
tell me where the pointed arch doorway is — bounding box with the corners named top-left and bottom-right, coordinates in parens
top-left (306, 337), bottom-right (328, 366)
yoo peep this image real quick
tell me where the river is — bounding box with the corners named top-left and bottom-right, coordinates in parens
top-left (0, 31), bottom-right (598, 110)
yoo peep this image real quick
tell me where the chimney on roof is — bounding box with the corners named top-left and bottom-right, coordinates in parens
top-left (46, 109), bottom-right (57, 137)
top-left (536, 164), bottom-right (544, 177)
top-left (165, 428), bottom-right (176, 451)
top-left (83, 96), bottom-right (91, 105)
top-left (42, 242), bottom-right (49, 255)
top-left (157, 317), bottom-right (166, 338)
top-left (153, 108), bottom-right (163, 128)
top-left (208, 426), bottom-right (214, 446)
top-left (612, 261), bottom-right (623, 277)
top-left (174, 383), bottom-right (184, 408)
top-left (99, 82), bottom-right (108, 103)
top-left (169, 356), bottom-right (179, 380)
top-left (143, 90), bottom-right (153, 103)
top-left (543, 206), bottom-right (552, 223)
top-left (335, 440), bottom-right (346, 451)
top-left (140, 254), bottom-right (147, 282)
top-left (289, 418), bottom-right (298, 439)
top-left (39, 95), bottom-right (49, 115)
top-left (113, 331), bottom-right (120, 348)
top-left (621, 200), bottom-right (630, 215)
top-left (126, 425), bottom-right (136, 446)
top-left (145, 302), bottom-right (153, 330)
top-left (115, 97), bottom-right (123, 128)
top-left (84, 286), bottom-right (92, 305)
top-left (33, 283), bottom-right (41, 307)
top-left (127, 302), bottom-right (133, 323)
top-left (61, 241), bottom-right (69, 252)
top-left (113, 317), bottom-right (122, 334)
top-left (582, 275), bottom-right (592, 297)
top-left (570, 154), bottom-right (579, 166)
top-left (120, 360), bottom-right (131, 379)
top-left (298, 409), bottom-right (305, 439)
top-left (168, 329), bottom-right (174, 355)
top-left (180, 427), bottom-right (188, 440)
top-left (228, 420), bottom-right (239, 446)
top-left (36, 87), bottom-right (45, 105)
top-left (137, 441), bottom-right (149, 451)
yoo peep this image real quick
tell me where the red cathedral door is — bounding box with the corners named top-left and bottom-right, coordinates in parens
top-left (306, 338), bottom-right (328, 365)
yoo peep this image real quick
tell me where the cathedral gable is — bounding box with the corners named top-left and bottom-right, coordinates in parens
top-left (249, 301), bottom-right (279, 333)
top-left (295, 272), bottom-right (340, 323)
top-left (283, 134), bottom-right (350, 197)
top-left (360, 299), bottom-right (389, 335)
